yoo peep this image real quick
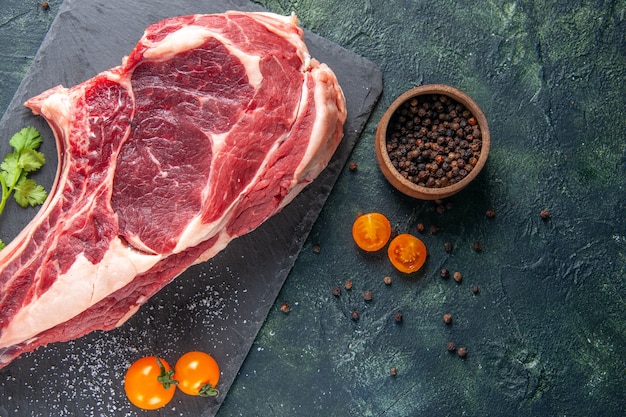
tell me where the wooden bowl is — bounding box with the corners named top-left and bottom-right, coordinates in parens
top-left (375, 84), bottom-right (490, 200)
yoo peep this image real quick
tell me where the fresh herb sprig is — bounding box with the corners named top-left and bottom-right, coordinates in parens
top-left (0, 126), bottom-right (48, 249)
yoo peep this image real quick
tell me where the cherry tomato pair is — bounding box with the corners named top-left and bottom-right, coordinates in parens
top-left (124, 351), bottom-right (220, 410)
top-left (352, 212), bottom-right (427, 273)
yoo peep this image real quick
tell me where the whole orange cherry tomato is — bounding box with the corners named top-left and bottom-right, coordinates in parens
top-left (352, 212), bottom-right (392, 252)
top-left (174, 351), bottom-right (220, 397)
top-left (124, 356), bottom-right (176, 410)
top-left (387, 233), bottom-right (427, 273)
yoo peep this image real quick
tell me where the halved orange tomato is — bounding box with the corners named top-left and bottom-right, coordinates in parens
top-left (387, 234), bottom-right (427, 273)
top-left (352, 212), bottom-right (392, 252)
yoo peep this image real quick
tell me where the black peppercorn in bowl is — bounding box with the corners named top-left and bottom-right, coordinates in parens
top-left (375, 84), bottom-right (490, 200)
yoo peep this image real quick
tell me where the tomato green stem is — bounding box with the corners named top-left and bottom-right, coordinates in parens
top-left (198, 383), bottom-right (219, 397)
top-left (155, 356), bottom-right (178, 390)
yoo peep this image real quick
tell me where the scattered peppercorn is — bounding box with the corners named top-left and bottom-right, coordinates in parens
top-left (394, 311), bottom-right (403, 323)
top-left (384, 93), bottom-right (483, 188)
top-left (446, 341), bottom-right (456, 352)
top-left (383, 276), bottom-right (392, 285)
top-left (457, 347), bottom-right (467, 357)
top-left (312, 243), bottom-right (321, 254)
top-left (440, 268), bottom-right (450, 279)
top-left (540, 209), bottom-right (550, 221)
top-left (416, 223), bottom-right (425, 233)
top-left (351, 310), bottom-right (360, 320)
top-left (390, 367), bottom-right (398, 376)
top-left (344, 279), bottom-right (353, 290)
top-left (429, 224), bottom-right (439, 234)
top-left (471, 285), bottom-right (480, 294)
top-left (363, 290), bottom-right (373, 301)
top-left (443, 313), bottom-right (453, 324)
top-left (472, 241), bottom-right (483, 252)
top-left (485, 208), bottom-right (496, 218)
top-left (436, 204), bottom-right (446, 214)
top-left (444, 241), bottom-right (453, 253)
top-left (41, 1), bottom-right (49, 10)
top-left (348, 161), bottom-right (358, 171)
top-left (332, 285), bottom-right (341, 297)
top-left (453, 271), bottom-right (463, 283)
top-left (281, 303), bottom-right (291, 314)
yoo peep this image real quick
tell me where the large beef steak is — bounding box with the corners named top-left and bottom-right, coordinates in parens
top-left (0, 11), bottom-right (346, 369)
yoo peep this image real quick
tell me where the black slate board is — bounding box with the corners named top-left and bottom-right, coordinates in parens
top-left (0, 0), bottom-right (382, 416)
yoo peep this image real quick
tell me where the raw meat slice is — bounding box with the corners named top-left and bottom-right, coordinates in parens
top-left (0, 11), bottom-right (346, 369)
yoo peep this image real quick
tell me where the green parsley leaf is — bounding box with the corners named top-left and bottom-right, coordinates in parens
top-left (18, 148), bottom-right (45, 172)
top-left (9, 126), bottom-right (43, 153)
top-left (1, 153), bottom-right (21, 187)
top-left (14, 178), bottom-right (48, 208)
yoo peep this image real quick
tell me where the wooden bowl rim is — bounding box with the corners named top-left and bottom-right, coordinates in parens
top-left (375, 84), bottom-right (490, 200)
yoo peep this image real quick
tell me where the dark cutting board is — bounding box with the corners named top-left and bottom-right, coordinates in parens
top-left (0, 0), bottom-right (382, 416)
